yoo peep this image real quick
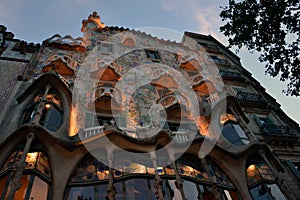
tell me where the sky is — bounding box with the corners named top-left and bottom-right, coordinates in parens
top-left (1, 0), bottom-right (299, 124)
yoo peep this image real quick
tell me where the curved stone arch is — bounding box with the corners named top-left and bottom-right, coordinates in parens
top-left (121, 33), bottom-right (136, 47)
top-left (41, 53), bottom-right (77, 77)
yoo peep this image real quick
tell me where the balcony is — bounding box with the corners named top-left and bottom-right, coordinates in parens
top-left (260, 124), bottom-right (299, 145)
top-left (219, 70), bottom-right (246, 83)
top-left (210, 58), bottom-right (230, 67)
top-left (81, 126), bottom-right (104, 139)
top-left (236, 91), bottom-right (268, 108)
top-left (198, 42), bottom-right (221, 54)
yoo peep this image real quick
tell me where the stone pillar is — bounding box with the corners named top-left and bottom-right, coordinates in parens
top-left (33, 84), bottom-right (51, 123)
top-left (169, 152), bottom-right (186, 200)
top-left (106, 150), bottom-right (116, 200)
top-left (150, 152), bottom-right (164, 200)
top-left (6, 133), bottom-right (34, 200)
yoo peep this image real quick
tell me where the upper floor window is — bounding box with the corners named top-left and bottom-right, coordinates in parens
top-left (21, 88), bottom-right (63, 132)
top-left (145, 49), bottom-right (161, 61)
top-left (253, 115), bottom-right (273, 126)
top-left (221, 111), bottom-right (249, 146)
top-left (284, 160), bottom-right (300, 181)
top-left (97, 42), bottom-right (114, 53)
top-left (222, 121), bottom-right (249, 146)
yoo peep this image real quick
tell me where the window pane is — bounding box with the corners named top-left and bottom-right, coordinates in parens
top-left (125, 179), bottom-right (150, 200)
top-left (14, 175), bottom-right (30, 200)
top-left (200, 185), bottom-right (218, 200)
top-left (250, 184), bottom-right (273, 199)
top-left (114, 181), bottom-right (124, 200)
top-left (67, 185), bottom-right (95, 200)
top-left (166, 180), bottom-right (183, 200)
top-left (182, 180), bottom-right (198, 199)
top-left (40, 105), bottom-right (62, 131)
top-left (36, 152), bottom-right (52, 179)
top-left (0, 176), bottom-right (8, 197)
top-left (123, 160), bottom-right (146, 174)
top-left (222, 123), bottom-right (244, 146)
top-left (268, 184), bottom-right (287, 200)
top-left (149, 179), bottom-right (158, 200)
top-left (30, 176), bottom-right (48, 200)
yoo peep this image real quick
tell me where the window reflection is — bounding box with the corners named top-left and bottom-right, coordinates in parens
top-left (30, 176), bottom-right (48, 200)
top-left (250, 184), bottom-right (287, 200)
top-left (247, 156), bottom-right (286, 199)
top-left (0, 150), bottom-right (51, 200)
top-left (68, 155), bottom-right (238, 200)
top-left (182, 180), bottom-right (198, 200)
top-left (21, 88), bottom-right (63, 132)
top-left (126, 179), bottom-right (150, 200)
top-left (246, 157), bottom-right (275, 185)
top-left (222, 122), bottom-right (249, 146)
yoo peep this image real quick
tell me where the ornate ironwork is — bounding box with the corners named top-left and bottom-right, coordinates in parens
top-left (260, 124), bottom-right (298, 137)
top-left (236, 91), bottom-right (267, 108)
top-left (219, 70), bottom-right (246, 82)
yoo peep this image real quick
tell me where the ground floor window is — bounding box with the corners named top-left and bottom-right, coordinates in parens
top-left (0, 150), bottom-right (52, 200)
top-left (249, 183), bottom-right (287, 200)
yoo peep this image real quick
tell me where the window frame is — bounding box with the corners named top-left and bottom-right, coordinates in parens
top-left (144, 49), bottom-right (161, 62)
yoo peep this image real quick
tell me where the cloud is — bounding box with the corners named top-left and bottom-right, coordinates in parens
top-left (160, 0), bottom-right (228, 44)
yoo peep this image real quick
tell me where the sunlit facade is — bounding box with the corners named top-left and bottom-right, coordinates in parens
top-left (0, 12), bottom-right (300, 200)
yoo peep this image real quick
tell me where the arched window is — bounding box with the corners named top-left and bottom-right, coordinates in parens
top-left (220, 110), bottom-right (249, 146)
top-left (246, 156), bottom-right (287, 199)
top-left (21, 88), bottom-right (63, 132)
top-left (0, 150), bottom-right (52, 200)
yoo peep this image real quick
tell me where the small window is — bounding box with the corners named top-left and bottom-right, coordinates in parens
top-left (210, 55), bottom-right (218, 60)
top-left (145, 49), bottom-right (161, 61)
top-left (98, 42), bottom-right (113, 53)
top-left (253, 115), bottom-right (273, 127)
top-left (285, 160), bottom-right (300, 180)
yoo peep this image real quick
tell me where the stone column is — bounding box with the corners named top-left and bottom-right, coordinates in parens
top-left (150, 152), bottom-right (164, 200)
top-left (106, 150), bottom-right (116, 200)
top-left (33, 84), bottom-right (51, 123)
top-left (6, 133), bottom-right (34, 200)
top-left (169, 152), bottom-right (186, 200)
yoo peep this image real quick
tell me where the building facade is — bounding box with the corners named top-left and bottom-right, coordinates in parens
top-left (0, 12), bottom-right (299, 200)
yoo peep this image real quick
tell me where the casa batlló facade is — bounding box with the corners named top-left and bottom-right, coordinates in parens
top-left (0, 12), bottom-right (299, 200)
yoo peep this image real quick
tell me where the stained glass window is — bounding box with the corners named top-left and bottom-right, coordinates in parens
top-left (206, 158), bottom-right (234, 186)
top-left (70, 155), bottom-right (109, 183)
top-left (176, 155), bottom-right (209, 182)
top-left (1, 150), bottom-right (51, 179)
top-left (0, 150), bottom-right (51, 200)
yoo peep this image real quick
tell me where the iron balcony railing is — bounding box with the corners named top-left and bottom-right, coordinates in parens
top-left (236, 91), bottom-right (268, 108)
top-left (210, 58), bottom-right (230, 67)
top-left (236, 91), bottom-right (267, 103)
top-left (260, 124), bottom-right (299, 138)
top-left (219, 70), bottom-right (246, 82)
